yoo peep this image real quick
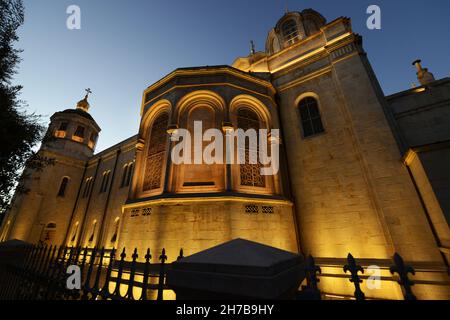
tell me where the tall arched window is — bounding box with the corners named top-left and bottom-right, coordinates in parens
top-left (88, 220), bottom-right (97, 243)
top-left (143, 113), bottom-right (169, 191)
top-left (282, 19), bottom-right (299, 44)
top-left (126, 162), bottom-right (134, 187)
top-left (100, 170), bottom-right (111, 193)
top-left (237, 108), bottom-right (265, 188)
top-left (298, 97), bottom-right (324, 138)
top-left (110, 218), bottom-right (120, 243)
top-left (83, 177), bottom-right (93, 198)
top-left (72, 126), bottom-right (85, 143)
top-left (57, 177), bottom-right (69, 197)
top-left (40, 222), bottom-right (56, 244)
top-left (121, 162), bottom-right (134, 188)
top-left (70, 222), bottom-right (79, 243)
top-left (121, 164), bottom-right (129, 188)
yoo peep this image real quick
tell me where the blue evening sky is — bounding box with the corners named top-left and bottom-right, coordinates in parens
top-left (14, 0), bottom-right (450, 152)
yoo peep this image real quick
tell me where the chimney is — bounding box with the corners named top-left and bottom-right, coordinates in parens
top-left (412, 59), bottom-right (435, 86)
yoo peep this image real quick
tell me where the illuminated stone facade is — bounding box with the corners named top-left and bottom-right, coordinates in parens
top-left (1, 9), bottom-right (449, 299)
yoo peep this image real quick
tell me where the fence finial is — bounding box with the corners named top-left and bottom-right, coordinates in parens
top-left (390, 253), bottom-right (416, 300)
top-left (344, 253), bottom-right (365, 300)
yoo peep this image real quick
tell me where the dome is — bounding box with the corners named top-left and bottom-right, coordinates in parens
top-left (76, 96), bottom-right (90, 112)
top-left (61, 108), bottom-right (95, 121)
top-left (265, 9), bottom-right (326, 55)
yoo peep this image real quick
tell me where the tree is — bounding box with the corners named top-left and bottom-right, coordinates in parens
top-left (0, 0), bottom-right (48, 220)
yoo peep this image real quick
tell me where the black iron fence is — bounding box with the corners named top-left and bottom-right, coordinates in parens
top-left (0, 244), bottom-right (448, 300)
top-left (0, 244), bottom-right (182, 300)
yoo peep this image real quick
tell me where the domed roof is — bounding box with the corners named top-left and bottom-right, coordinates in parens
top-left (266, 9), bottom-right (326, 54)
top-left (61, 108), bottom-right (95, 121)
top-left (76, 96), bottom-right (90, 112)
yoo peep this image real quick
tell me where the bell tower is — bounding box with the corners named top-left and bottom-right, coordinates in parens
top-left (43, 89), bottom-right (101, 160)
top-left (2, 90), bottom-right (101, 245)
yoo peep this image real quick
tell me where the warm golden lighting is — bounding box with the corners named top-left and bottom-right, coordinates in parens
top-left (166, 124), bottom-right (179, 136)
top-left (72, 135), bottom-right (84, 143)
top-left (222, 121), bottom-right (234, 132)
top-left (413, 87), bottom-right (426, 93)
top-left (54, 130), bottom-right (66, 138)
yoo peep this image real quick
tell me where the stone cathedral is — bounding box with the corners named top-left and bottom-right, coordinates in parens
top-left (1, 10), bottom-right (449, 299)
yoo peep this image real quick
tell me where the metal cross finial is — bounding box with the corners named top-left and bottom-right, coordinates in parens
top-left (85, 88), bottom-right (92, 98)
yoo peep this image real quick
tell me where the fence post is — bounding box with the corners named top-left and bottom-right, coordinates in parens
top-left (157, 248), bottom-right (167, 301)
top-left (390, 253), bottom-right (416, 300)
top-left (81, 247), bottom-right (98, 300)
top-left (125, 248), bottom-right (139, 300)
top-left (44, 245), bottom-right (64, 300)
top-left (99, 248), bottom-right (115, 300)
top-left (91, 247), bottom-right (105, 300)
top-left (112, 248), bottom-right (126, 299)
top-left (140, 249), bottom-right (151, 301)
top-left (305, 255), bottom-right (322, 299)
top-left (177, 249), bottom-right (184, 261)
top-left (344, 253), bottom-right (365, 301)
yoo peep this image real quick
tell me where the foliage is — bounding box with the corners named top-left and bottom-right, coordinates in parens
top-left (0, 0), bottom-right (50, 219)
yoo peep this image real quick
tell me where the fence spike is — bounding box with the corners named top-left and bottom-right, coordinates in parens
top-left (343, 253), bottom-right (365, 301)
top-left (91, 247), bottom-right (106, 300)
top-left (306, 255), bottom-right (321, 290)
top-left (140, 248), bottom-right (152, 301)
top-left (390, 253), bottom-right (416, 300)
top-left (99, 248), bottom-right (116, 300)
top-left (112, 248), bottom-right (127, 299)
top-left (125, 248), bottom-right (139, 300)
top-left (157, 248), bottom-right (167, 301)
top-left (177, 248), bottom-right (184, 261)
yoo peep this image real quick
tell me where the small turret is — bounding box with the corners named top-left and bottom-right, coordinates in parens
top-left (43, 89), bottom-right (101, 160)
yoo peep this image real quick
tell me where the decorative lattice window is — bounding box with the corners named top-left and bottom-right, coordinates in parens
top-left (237, 108), bottom-right (265, 188)
top-left (143, 113), bottom-right (169, 191)
top-left (299, 97), bottom-right (324, 138)
top-left (142, 208), bottom-right (152, 216)
top-left (262, 206), bottom-right (274, 214)
top-left (245, 204), bottom-right (259, 214)
top-left (131, 209), bottom-right (140, 217)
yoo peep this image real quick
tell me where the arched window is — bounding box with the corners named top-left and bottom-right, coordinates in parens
top-left (40, 223), bottom-right (56, 244)
top-left (121, 162), bottom-right (134, 188)
top-left (110, 218), bottom-right (120, 243)
top-left (57, 177), bottom-right (69, 197)
top-left (73, 126), bottom-right (85, 143)
top-left (100, 171), bottom-right (111, 193)
top-left (88, 133), bottom-right (97, 149)
top-left (237, 108), bottom-right (265, 188)
top-left (70, 222), bottom-right (79, 243)
top-left (55, 122), bottom-right (68, 138)
top-left (82, 177), bottom-right (93, 198)
top-left (126, 162), bottom-right (134, 187)
top-left (282, 19), bottom-right (299, 44)
top-left (88, 220), bottom-right (97, 243)
top-left (121, 164), bottom-right (129, 188)
top-left (143, 113), bottom-right (169, 191)
top-left (298, 97), bottom-right (324, 138)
